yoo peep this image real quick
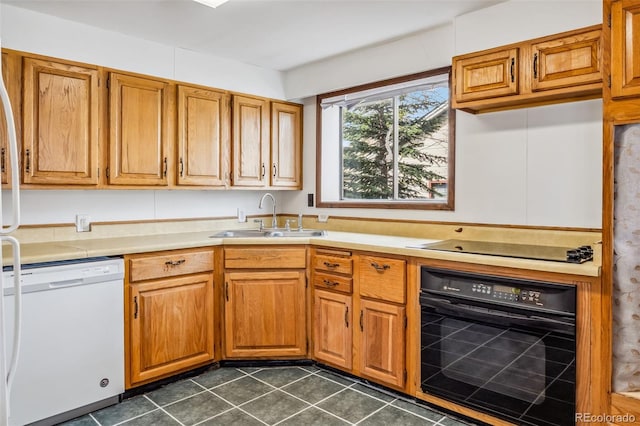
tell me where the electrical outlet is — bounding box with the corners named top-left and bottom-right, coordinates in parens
top-left (307, 193), bottom-right (314, 207)
top-left (75, 214), bottom-right (91, 232)
top-left (237, 208), bottom-right (246, 223)
top-left (318, 214), bottom-right (329, 223)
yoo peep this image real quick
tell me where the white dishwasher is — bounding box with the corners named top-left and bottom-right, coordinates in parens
top-left (3, 257), bottom-right (125, 426)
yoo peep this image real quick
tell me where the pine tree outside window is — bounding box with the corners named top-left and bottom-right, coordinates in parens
top-left (317, 68), bottom-right (455, 210)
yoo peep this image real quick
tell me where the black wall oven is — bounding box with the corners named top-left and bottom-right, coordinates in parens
top-left (420, 267), bottom-right (576, 426)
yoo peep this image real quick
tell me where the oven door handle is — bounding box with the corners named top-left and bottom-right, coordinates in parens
top-left (421, 296), bottom-right (575, 334)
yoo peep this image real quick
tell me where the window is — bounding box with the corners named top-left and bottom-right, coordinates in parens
top-left (317, 68), bottom-right (454, 210)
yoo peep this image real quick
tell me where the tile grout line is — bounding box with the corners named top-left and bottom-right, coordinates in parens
top-left (88, 413), bottom-right (101, 425)
top-left (142, 394), bottom-right (186, 426)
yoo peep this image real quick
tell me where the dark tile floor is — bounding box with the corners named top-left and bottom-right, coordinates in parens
top-left (61, 366), bottom-right (477, 426)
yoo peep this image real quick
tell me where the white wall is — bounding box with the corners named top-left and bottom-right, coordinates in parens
top-left (0, 1), bottom-right (604, 228)
top-left (280, 0), bottom-right (603, 228)
top-left (0, 4), bottom-right (286, 225)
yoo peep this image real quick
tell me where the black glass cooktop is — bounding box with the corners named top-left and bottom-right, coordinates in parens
top-left (415, 239), bottom-right (593, 264)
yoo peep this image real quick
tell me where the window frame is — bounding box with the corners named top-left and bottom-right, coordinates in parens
top-left (315, 67), bottom-right (455, 210)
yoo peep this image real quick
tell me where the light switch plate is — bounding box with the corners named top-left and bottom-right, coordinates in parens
top-left (237, 208), bottom-right (246, 223)
top-left (318, 214), bottom-right (329, 223)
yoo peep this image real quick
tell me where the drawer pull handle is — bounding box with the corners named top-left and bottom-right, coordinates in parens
top-left (323, 279), bottom-right (339, 287)
top-left (133, 296), bottom-right (139, 319)
top-left (345, 306), bottom-right (349, 328)
top-left (165, 259), bottom-right (186, 267)
top-left (359, 310), bottom-right (364, 331)
top-left (510, 57), bottom-right (515, 83)
top-left (323, 261), bottom-right (340, 268)
top-left (225, 282), bottom-right (229, 302)
top-left (371, 262), bottom-right (390, 272)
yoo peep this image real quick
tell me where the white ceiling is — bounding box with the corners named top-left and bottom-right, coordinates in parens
top-left (7, 0), bottom-right (505, 71)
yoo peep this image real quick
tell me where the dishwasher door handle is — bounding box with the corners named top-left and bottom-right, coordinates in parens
top-left (49, 279), bottom-right (85, 288)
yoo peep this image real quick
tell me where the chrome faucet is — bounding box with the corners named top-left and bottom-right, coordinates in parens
top-left (258, 193), bottom-right (277, 229)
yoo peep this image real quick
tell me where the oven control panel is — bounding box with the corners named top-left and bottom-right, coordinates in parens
top-left (443, 281), bottom-right (544, 307)
top-left (422, 267), bottom-right (576, 315)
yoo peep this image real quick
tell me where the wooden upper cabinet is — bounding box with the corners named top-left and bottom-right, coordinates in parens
top-left (109, 72), bottom-right (171, 186)
top-left (231, 95), bottom-right (269, 187)
top-left (22, 57), bottom-right (99, 185)
top-left (177, 85), bottom-right (230, 187)
top-left (0, 51), bottom-right (21, 186)
top-left (530, 27), bottom-right (601, 92)
top-left (611, 0), bottom-right (640, 98)
top-left (453, 25), bottom-right (602, 113)
top-left (454, 48), bottom-right (519, 102)
top-left (271, 102), bottom-right (302, 188)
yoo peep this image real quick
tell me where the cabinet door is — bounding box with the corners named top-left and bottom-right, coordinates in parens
top-left (0, 52), bottom-right (21, 186)
top-left (612, 0), bottom-right (640, 98)
top-left (358, 299), bottom-right (405, 388)
top-left (224, 271), bottom-right (306, 358)
top-left (453, 48), bottom-right (519, 103)
top-left (177, 85), bottom-right (230, 186)
top-left (23, 57), bottom-right (99, 185)
top-left (271, 102), bottom-right (301, 188)
top-left (109, 73), bottom-right (170, 186)
top-left (129, 273), bottom-right (214, 386)
top-left (530, 27), bottom-right (601, 92)
top-left (231, 95), bottom-right (269, 187)
top-left (314, 289), bottom-right (352, 369)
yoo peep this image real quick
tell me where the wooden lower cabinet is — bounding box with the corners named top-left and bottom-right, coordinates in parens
top-left (313, 289), bottom-right (352, 369)
top-left (358, 298), bottom-right (405, 389)
top-left (224, 270), bottom-right (306, 358)
top-left (128, 273), bottom-right (214, 387)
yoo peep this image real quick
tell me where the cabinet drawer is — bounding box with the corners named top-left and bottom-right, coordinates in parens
top-left (313, 254), bottom-right (353, 275)
top-left (224, 247), bottom-right (306, 269)
top-left (129, 249), bottom-right (214, 282)
top-left (313, 272), bottom-right (353, 294)
top-left (358, 255), bottom-right (406, 304)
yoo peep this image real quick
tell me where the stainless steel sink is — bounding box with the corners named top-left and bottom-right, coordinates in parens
top-left (264, 229), bottom-right (327, 238)
top-left (210, 229), bottom-right (268, 238)
top-left (210, 229), bottom-right (326, 238)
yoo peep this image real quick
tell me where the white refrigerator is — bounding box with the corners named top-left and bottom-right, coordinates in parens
top-left (0, 23), bottom-right (23, 426)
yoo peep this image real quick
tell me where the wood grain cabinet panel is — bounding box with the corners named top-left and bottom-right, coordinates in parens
top-left (314, 289), bottom-right (352, 370)
top-left (231, 94), bottom-right (269, 187)
top-left (359, 255), bottom-right (406, 304)
top-left (453, 25), bottom-right (602, 113)
top-left (109, 72), bottom-right (170, 186)
top-left (177, 85), bottom-right (230, 187)
top-left (454, 48), bottom-right (519, 102)
top-left (0, 51), bottom-right (21, 186)
top-left (224, 271), bottom-right (306, 358)
top-left (22, 57), bottom-right (99, 185)
top-left (611, 0), bottom-right (640, 98)
top-left (531, 28), bottom-right (601, 92)
top-left (129, 273), bottom-right (214, 386)
top-left (358, 298), bottom-right (405, 389)
top-left (271, 102), bottom-right (302, 188)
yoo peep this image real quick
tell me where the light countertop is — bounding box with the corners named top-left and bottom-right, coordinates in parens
top-left (2, 230), bottom-right (601, 277)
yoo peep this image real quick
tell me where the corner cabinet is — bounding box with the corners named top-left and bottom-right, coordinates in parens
top-left (453, 25), bottom-right (602, 113)
top-left (108, 72), bottom-right (172, 186)
top-left (611, 0), bottom-right (640, 99)
top-left (22, 57), bottom-right (99, 185)
top-left (223, 247), bottom-right (307, 358)
top-left (125, 248), bottom-right (215, 388)
top-left (231, 95), bottom-right (303, 189)
top-left (177, 85), bottom-right (230, 187)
